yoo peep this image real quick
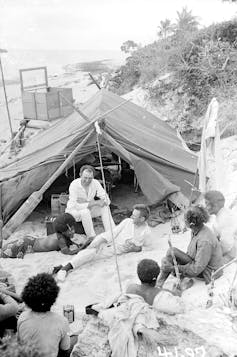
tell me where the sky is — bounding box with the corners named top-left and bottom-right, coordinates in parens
top-left (0, 0), bottom-right (237, 50)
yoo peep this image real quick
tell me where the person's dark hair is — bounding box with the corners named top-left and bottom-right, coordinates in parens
top-left (185, 205), bottom-right (209, 228)
top-left (79, 165), bottom-right (95, 176)
top-left (137, 259), bottom-right (160, 284)
top-left (54, 213), bottom-right (75, 234)
top-left (204, 190), bottom-right (225, 205)
top-left (133, 204), bottom-right (150, 221)
top-left (21, 273), bottom-right (59, 312)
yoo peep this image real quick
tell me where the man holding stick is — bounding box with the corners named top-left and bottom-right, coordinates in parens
top-left (157, 206), bottom-right (223, 288)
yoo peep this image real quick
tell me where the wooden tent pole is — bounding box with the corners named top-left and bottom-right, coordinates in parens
top-left (2, 130), bottom-right (94, 240)
top-left (0, 184), bottom-right (3, 250)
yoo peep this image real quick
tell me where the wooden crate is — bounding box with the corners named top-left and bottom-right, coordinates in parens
top-left (51, 193), bottom-right (69, 216)
top-left (22, 87), bottom-right (73, 121)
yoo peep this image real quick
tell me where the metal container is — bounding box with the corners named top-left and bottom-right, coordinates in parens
top-left (63, 305), bottom-right (74, 323)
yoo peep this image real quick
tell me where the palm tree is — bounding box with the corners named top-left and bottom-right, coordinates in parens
top-left (157, 19), bottom-right (174, 39)
top-left (175, 7), bottom-right (199, 33)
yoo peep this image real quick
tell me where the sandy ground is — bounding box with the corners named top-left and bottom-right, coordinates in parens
top-left (1, 219), bottom-right (237, 355)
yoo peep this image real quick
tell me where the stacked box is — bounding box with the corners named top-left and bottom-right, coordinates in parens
top-left (51, 193), bottom-right (69, 216)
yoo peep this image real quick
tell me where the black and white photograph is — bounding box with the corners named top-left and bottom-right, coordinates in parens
top-left (0, 0), bottom-right (237, 356)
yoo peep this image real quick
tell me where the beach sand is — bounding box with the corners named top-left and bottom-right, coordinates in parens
top-left (1, 219), bottom-right (237, 355)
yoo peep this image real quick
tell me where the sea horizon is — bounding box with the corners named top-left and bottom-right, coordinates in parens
top-left (1, 48), bottom-right (126, 81)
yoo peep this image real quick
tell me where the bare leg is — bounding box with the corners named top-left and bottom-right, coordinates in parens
top-left (157, 248), bottom-right (192, 287)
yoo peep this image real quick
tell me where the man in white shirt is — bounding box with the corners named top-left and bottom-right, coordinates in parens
top-left (65, 165), bottom-right (115, 238)
top-left (55, 204), bottom-right (151, 281)
top-left (204, 190), bottom-right (237, 263)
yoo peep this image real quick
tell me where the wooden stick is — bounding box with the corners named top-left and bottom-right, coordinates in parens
top-left (206, 258), bottom-right (237, 308)
top-left (58, 92), bottom-right (90, 123)
top-left (88, 73), bottom-right (101, 90)
top-left (168, 235), bottom-right (181, 288)
top-left (228, 264), bottom-right (237, 308)
top-left (0, 184), bottom-right (3, 250)
top-left (206, 271), bottom-right (215, 308)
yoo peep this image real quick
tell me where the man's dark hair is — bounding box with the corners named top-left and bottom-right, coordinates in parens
top-left (54, 213), bottom-right (75, 234)
top-left (137, 259), bottom-right (160, 284)
top-left (79, 165), bottom-right (95, 176)
top-left (133, 204), bottom-right (150, 221)
top-left (185, 205), bottom-right (209, 228)
top-left (21, 273), bottom-right (59, 312)
top-left (204, 190), bottom-right (225, 205)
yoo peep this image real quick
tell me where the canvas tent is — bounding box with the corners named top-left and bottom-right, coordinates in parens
top-left (0, 89), bottom-right (197, 224)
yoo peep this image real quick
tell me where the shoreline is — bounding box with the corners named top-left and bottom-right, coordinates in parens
top-left (0, 58), bottom-right (120, 141)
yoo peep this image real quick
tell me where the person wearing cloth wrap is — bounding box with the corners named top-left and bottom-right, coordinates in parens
top-left (1, 213), bottom-right (82, 258)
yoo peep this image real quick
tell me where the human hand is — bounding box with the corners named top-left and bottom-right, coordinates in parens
top-left (69, 244), bottom-right (78, 251)
top-left (102, 196), bottom-right (109, 206)
top-left (88, 199), bottom-right (105, 208)
top-left (96, 199), bottom-right (107, 207)
top-left (124, 240), bottom-right (141, 253)
top-left (172, 284), bottom-right (182, 297)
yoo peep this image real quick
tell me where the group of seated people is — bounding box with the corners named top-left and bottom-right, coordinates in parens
top-left (1, 164), bottom-right (237, 355)
top-left (1, 165), bottom-right (237, 286)
top-left (0, 257), bottom-right (184, 356)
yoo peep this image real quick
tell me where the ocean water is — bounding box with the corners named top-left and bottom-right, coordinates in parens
top-left (1, 48), bottom-right (125, 80)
